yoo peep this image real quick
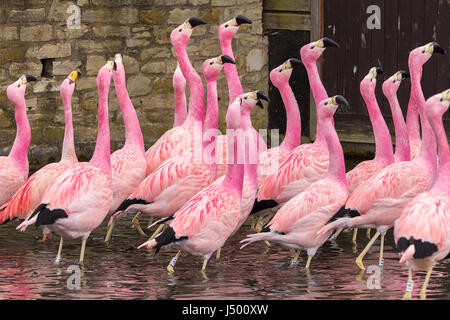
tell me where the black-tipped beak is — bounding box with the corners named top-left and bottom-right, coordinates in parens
top-left (113, 61), bottom-right (117, 71)
top-left (376, 67), bottom-right (383, 75)
top-left (25, 74), bottom-right (37, 82)
top-left (221, 55), bottom-right (236, 64)
top-left (188, 17), bottom-right (207, 28)
top-left (433, 42), bottom-right (445, 54)
top-left (289, 58), bottom-right (303, 69)
top-left (335, 95), bottom-right (350, 108)
top-left (322, 37), bottom-right (340, 48)
top-left (256, 90), bottom-right (269, 108)
top-left (235, 15), bottom-right (252, 25)
top-left (399, 70), bottom-right (410, 79)
top-left (256, 100), bottom-right (264, 109)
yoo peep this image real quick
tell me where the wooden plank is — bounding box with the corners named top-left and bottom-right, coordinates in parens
top-left (436, 0), bottom-right (450, 121)
top-left (264, 0), bottom-right (311, 12)
top-left (309, 0), bottom-right (322, 139)
top-left (422, 0), bottom-right (439, 100)
top-left (397, 0), bottom-right (412, 110)
top-left (263, 12), bottom-right (311, 31)
top-left (370, 0), bottom-right (386, 115)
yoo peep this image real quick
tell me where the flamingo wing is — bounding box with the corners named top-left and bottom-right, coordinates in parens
top-left (257, 146), bottom-right (289, 186)
top-left (346, 159), bottom-right (389, 193)
top-left (0, 157), bottom-right (28, 206)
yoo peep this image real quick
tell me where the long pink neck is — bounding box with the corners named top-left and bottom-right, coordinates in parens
top-left (60, 93), bottom-right (77, 162)
top-left (240, 108), bottom-right (258, 190)
top-left (323, 114), bottom-right (347, 187)
top-left (220, 36), bottom-right (242, 101)
top-left (202, 78), bottom-right (219, 172)
top-left (222, 127), bottom-right (244, 196)
top-left (410, 63), bottom-right (436, 171)
top-left (90, 85), bottom-right (111, 172)
top-left (406, 81), bottom-right (421, 145)
top-left (9, 96), bottom-right (30, 172)
top-left (362, 85), bottom-right (394, 163)
top-left (303, 59), bottom-right (329, 144)
top-left (386, 93), bottom-right (410, 162)
top-left (278, 81), bottom-right (301, 150)
top-left (430, 114), bottom-right (450, 195)
top-left (114, 73), bottom-right (145, 154)
top-left (173, 65), bottom-right (187, 127)
top-left (175, 44), bottom-right (204, 123)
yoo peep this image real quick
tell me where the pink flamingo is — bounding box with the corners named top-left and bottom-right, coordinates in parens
top-left (241, 95), bottom-right (350, 269)
top-left (317, 42), bottom-right (445, 270)
top-left (137, 94), bottom-right (247, 273)
top-left (109, 55), bottom-right (236, 239)
top-left (395, 89), bottom-right (450, 300)
top-left (257, 58), bottom-right (303, 186)
top-left (215, 15), bottom-right (266, 178)
top-left (104, 53), bottom-right (147, 242)
top-left (172, 64), bottom-right (187, 127)
top-left (17, 61), bottom-right (115, 263)
top-left (144, 17), bottom-right (207, 176)
top-left (256, 38), bottom-right (339, 205)
top-left (406, 91), bottom-right (421, 160)
top-left (397, 90), bottom-right (450, 299)
top-left (0, 74), bottom-right (36, 207)
top-left (0, 72), bottom-right (79, 241)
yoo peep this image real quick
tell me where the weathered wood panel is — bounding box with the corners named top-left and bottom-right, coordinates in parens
top-left (264, 0), bottom-right (311, 12)
top-left (263, 12), bottom-right (311, 31)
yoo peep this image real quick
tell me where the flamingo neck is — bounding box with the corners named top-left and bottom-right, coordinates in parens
top-left (362, 86), bottom-right (394, 163)
top-left (411, 65), bottom-right (437, 172)
top-left (430, 115), bottom-right (450, 195)
top-left (323, 115), bottom-right (347, 186)
top-left (222, 127), bottom-right (244, 196)
top-left (202, 79), bottom-right (219, 172)
top-left (8, 96), bottom-right (30, 172)
top-left (114, 74), bottom-right (145, 154)
top-left (220, 36), bottom-right (243, 101)
top-left (277, 81), bottom-right (301, 150)
top-left (241, 109), bottom-right (258, 190)
top-left (303, 59), bottom-right (329, 144)
top-left (90, 85), bottom-right (111, 172)
top-left (173, 66), bottom-right (187, 127)
top-left (60, 93), bottom-right (77, 162)
top-left (386, 93), bottom-right (410, 162)
top-left (175, 44), bottom-right (204, 123)
top-left (406, 89), bottom-right (421, 145)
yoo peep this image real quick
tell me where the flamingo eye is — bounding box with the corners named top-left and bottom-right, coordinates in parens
top-left (179, 29), bottom-right (182, 32)
top-left (393, 79), bottom-right (395, 83)
top-left (422, 50), bottom-right (425, 54)
top-left (210, 61), bottom-right (213, 65)
top-left (225, 24), bottom-right (229, 28)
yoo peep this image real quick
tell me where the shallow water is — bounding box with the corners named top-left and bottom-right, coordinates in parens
top-left (0, 219), bottom-right (448, 300)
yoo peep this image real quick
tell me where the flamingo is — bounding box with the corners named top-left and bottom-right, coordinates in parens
top-left (0, 74), bottom-right (36, 207)
top-left (406, 91), bottom-right (421, 160)
top-left (317, 42), bottom-right (445, 270)
top-left (395, 89), bottom-right (450, 300)
top-left (0, 72), bottom-right (79, 242)
top-left (104, 53), bottom-right (147, 242)
top-left (172, 64), bottom-right (187, 127)
top-left (144, 17), bottom-right (207, 176)
top-left (137, 94), bottom-right (248, 273)
top-left (256, 38), bottom-right (339, 207)
top-left (109, 55), bottom-right (236, 239)
top-left (17, 61), bottom-right (115, 263)
top-left (257, 58), bottom-right (303, 186)
top-left (241, 95), bottom-right (350, 269)
top-left (215, 15), bottom-right (266, 178)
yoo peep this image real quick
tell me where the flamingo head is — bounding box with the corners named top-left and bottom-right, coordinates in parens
top-left (382, 70), bottom-right (409, 97)
top-left (270, 58), bottom-right (303, 88)
top-left (239, 90), bottom-right (270, 112)
top-left (218, 15), bottom-right (252, 41)
top-left (97, 60), bottom-right (114, 90)
top-left (319, 95), bottom-right (350, 119)
top-left (170, 17), bottom-right (206, 48)
top-left (7, 74), bottom-right (37, 105)
top-left (60, 71), bottom-right (79, 98)
top-left (360, 67), bottom-right (383, 98)
top-left (202, 55), bottom-right (235, 81)
top-left (111, 53), bottom-right (126, 85)
top-left (300, 37), bottom-right (339, 64)
top-left (425, 88), bottom-right (450, 122)
top-left (409, 42), bottom-right (445, 72)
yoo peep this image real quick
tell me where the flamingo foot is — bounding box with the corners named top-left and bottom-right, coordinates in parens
top-left (132, 213), bottom-right (146, 237)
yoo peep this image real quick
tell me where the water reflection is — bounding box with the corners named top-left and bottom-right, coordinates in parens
top-left (0, 219), bottom-right (448, 300)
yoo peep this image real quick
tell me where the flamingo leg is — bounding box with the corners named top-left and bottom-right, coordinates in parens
top-left (167, 250), bottom-right (182, 273)
top-left (366, 228), bottom-right (371, 239)
top-left (355, 231), bottom-right (380, 270)
top-left (402, 268), bottom-right (413, 300)
top-left (330, 228), bottom-right (343, 241)
top-left (42, 234), bottom-right (48, 243)
top-left (79, 239), bottom-right (87, 263)
top-left (420, 268), bottom-right (433, 300)
top-left (255, 213), bottom-right (275, 233)
top-left (149, 224), bottom-right (165, 241)
top-left (147, 217), bottom-right (154, 228)
top-left (250, 217), bottom-right (256, 230)
top-left (216, 247), bottom-right (221, 260)
top-left (201, 258), bottom-right (209, 272)
top-left (105, 222), bottom-right (114, 243)
top-left (379, 233), bottom-right (385, 267)
top-left (352, 228), bottom-right (358, 242)
top-left (132, 213), bottom-right (146, 237)
top-left (254, 216), bottom-right (263, 232)
top-left (55, 237), bottom-right (63, 264)
top-left (290, 250), bottom-right (301, 266)
top-left (305, 255), bottom-right (312, 269)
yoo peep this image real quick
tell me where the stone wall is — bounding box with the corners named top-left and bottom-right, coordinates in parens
top-left (0, 0), bottom-right (268, 168)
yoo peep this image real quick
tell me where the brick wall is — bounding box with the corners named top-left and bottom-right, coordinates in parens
top-left (0, 0), bottom-right (268, 168)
